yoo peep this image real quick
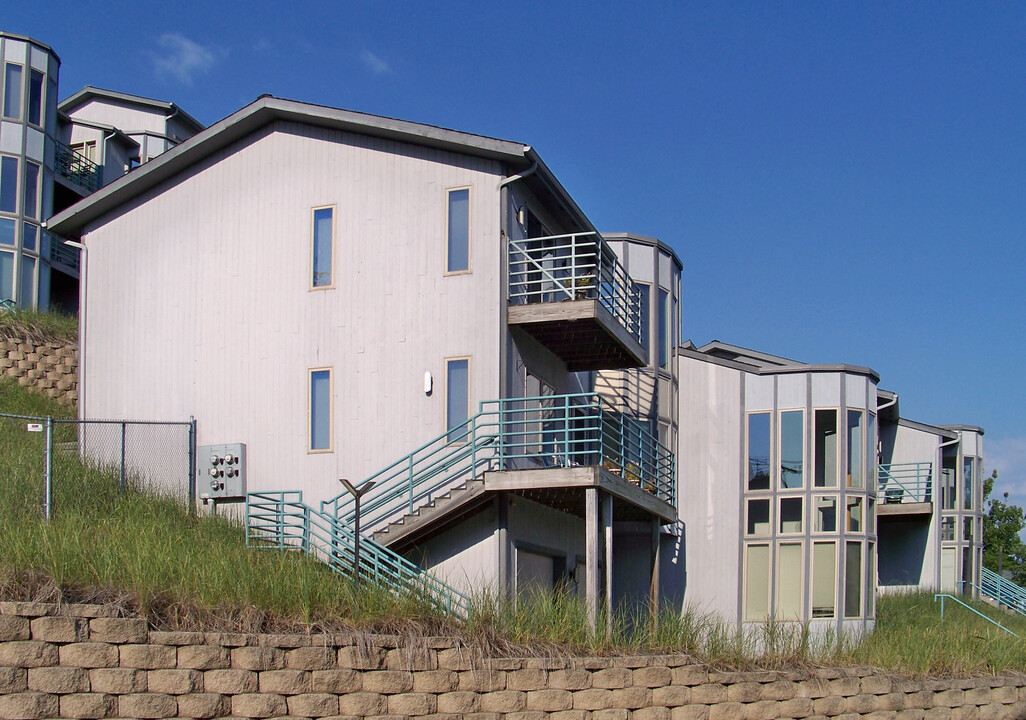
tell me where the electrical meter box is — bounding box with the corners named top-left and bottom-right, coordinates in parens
top-left (198, 443), bottom-right (247, 500)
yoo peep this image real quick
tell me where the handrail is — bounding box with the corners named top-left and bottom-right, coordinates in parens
top-left (878, 462), bottom-right (932, 504)
top-left (50, 237), bottom-right (81, 272)
top-left (55, 140), bottom-right (102, 192)
top-left (247, 491), bottom-right (470, 616)
top-left (979, 567), bottom-right (1026, 617)
top-left (507, 232), bottom-right (643, 344)
top-left (322, 392), bottom-right (676, 532)
top-left (934, 594), bottom-right (1019, 637)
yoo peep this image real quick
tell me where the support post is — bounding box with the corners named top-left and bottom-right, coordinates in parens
top-left (187, 417), bottom-right (197, 515)
top-left (650, 516), bottom-right (661, 623)
top-left (43, 415), bottom-right (53, 522)
top-left (119, 421), bottom-right (126, 494)
top-left (586, 487), bottom-right (599, 631)
top-left (602, 491), bottom-right (613, 637)
top-left (497, 493), bottom-right (509, 600)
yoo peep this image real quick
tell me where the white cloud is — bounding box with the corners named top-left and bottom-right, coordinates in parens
top-left (152, 33), bottom-right (219, 85)
top-left (360, 50), bottom-right (391, 74)
top-left (985, 435), bottom-right (1026, 506)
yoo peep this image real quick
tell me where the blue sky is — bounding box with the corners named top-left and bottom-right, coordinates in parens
top-left (7, 2), bottom-right (1025, 501)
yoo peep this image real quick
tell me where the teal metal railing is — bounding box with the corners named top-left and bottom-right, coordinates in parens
top-left (934, 593), bottom-right (1019, 637)
top-left (55, 141), bottom-right (102, 192)
top-left (322, 393), bottom-right (676, 532)
top-left (246, 490), bottom-right (470, 616)
top-left (979, 567), bottom-right (1026, 617)
top-left (508, 232), bottom-right (643, 345)
top-left (878, 462), bottom-right (932, 504)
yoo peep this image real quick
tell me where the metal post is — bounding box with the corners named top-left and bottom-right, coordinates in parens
top-left (585, 487), bottom-right (599, 631)
top-left (187, 417), bottom-right (197, 515)
top-left (119, 421), bottom-right (127, 494)
top-left (339, 478), bottom-right (376, 599)
top-left (44, 415), bottom-right (53, 521)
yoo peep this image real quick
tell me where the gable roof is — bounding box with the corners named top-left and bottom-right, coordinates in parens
top-left (59, 86), bottom-right (205, 133)
top-left (48, 96), bottom-right (596, 239)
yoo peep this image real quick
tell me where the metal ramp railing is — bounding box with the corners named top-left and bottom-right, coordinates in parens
top-left (979, 567), bottom-right (1026, 617)
top-left (321, 393), bottom-right (676, 533)
top-left (878, 462), bottom-right (932, 503)
top-left (934, 593), bottom-right (1019, 637)
top-left (246, 491), bottom-right (470, 616)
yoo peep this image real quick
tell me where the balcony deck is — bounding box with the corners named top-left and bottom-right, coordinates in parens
top-left (508, 232), bottom-right (647, 371)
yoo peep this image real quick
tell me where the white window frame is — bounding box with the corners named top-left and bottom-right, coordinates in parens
top-left (444, 186), bottom-right (472, 275)
top-left (308, 367), bottom-right (333, 453)
top-left (310, 204), bottom-right (335, 290)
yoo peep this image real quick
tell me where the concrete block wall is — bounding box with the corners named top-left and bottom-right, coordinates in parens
top-left (0, 337), bottom-right (78, 405)
top-left (1, 601), bottom-right (1025, 719)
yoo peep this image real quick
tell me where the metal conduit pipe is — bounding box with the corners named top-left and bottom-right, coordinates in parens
top-left (877, 394), bottom-right (898, 413)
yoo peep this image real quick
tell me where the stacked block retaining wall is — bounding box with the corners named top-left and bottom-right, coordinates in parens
top-left (0, 336), bottom-right (77, 405)
top-left (1, 602), bottom-right (1024, 719)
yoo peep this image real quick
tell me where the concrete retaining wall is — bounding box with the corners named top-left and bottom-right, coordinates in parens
top-left (0, 337), bottom-right (78, 405)
top-left (0, 601), bottom-right (1024, 719)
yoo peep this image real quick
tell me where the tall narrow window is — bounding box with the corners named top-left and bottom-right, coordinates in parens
top-left (941, 467), bottom-right (956, 510)
top-left (637, 283), bottom-right (650, 355)
top-left (446, 358), bottom-right (469, 442)
top-left (941, 517), bottom-right (955, 541)
top-left (446, 188), bottom-right (470, 273)
top-left (23, 162), bottom-right (39, 220)
top-left (776, 543), bottom-right (803, 620)
top-left (27, 70), bottom-right (43, 126)
top-left (963, 457), bottom-right (974, 510)
top-left (747, 412), bottom-right (771, 490)
top-left (311, 206), bottom-right (333, 288)
top-left (22, 223), bottom-right (36, 252)
top-left (812, 542), bottom-right (836, 618)
top-left (658, 288), bottom-right (669, 369)
top-left (814, 409), bottom-right (838, 488)
top-left (744, 544), bottom-right (770, 621)
top-left (844, 542), bottom-right (862, 617)
top-left (0, 156), bottom-right (17, 214)
top-left (3, 64), bottom-right (22, 120)
top-left (309, 369), bottom-right (332, 452)
top-left (866, 413), bottom-right (877, 492)
top-left (780, 410), bottom-right (804, 488)
top-left (19, 255), bottom-right (34, 308)
top-left (847, 410), bottom-right (863, 488)
top-left (0, 251), bottom-right (12, 301)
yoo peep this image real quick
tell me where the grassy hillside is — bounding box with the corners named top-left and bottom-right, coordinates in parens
top-left (0, 308), bottom-right (78, 343)
top-left (3, 375), bottom-right (1026, 672)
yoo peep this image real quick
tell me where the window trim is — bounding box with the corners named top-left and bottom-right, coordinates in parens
top-left (813, 407), bottom-right (840, 489)
top-left (811, 541), bottom-right (837, 619)
top-left (743, 543), bottom-right (771, 621)
top-left (444, 356), bottom-right (472, 443)
top-left (745, 498), bottom-right (772, 537)
top-left (308, 367), bottom-right (334, 453)
top-left (309, 204), bottom-right (336, 291)
top-left (775, 541), bottom-right (805, 621)
top-left (444, 186), bottom-right (472, 276)
top-left (0, 154), bottom-right (19, 216)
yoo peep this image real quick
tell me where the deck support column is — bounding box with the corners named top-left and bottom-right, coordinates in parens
top-left (586, 487), bottom-right (599, 631)
top-left (497, 493), bottom-right (509, 600)
top-left (602, 492), bottom-right (613, 637)
top-left (650, 516), bottom-right (661, 623)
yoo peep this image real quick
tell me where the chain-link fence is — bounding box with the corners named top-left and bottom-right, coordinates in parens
top-left (0, 412), bottom-right (196, 519)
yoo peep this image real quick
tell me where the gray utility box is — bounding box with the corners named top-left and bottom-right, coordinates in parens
top-left (198, 443), bottom-right (247, 499)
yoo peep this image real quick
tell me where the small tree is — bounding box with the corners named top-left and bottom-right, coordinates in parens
top-left (982, 470), bottom-right (1026, 585)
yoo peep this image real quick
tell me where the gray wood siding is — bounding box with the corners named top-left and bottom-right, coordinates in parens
top-left (80, 120), bottom-right (503, 508)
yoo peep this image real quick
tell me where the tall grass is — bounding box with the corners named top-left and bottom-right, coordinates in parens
top-left (0, 308), bottom-right (78, 344)
top-left (4, 376), bottom-right (1026, 672)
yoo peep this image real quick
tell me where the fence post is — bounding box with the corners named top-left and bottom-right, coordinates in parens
top-left (119, 422), bottom-right (127, 494)
top-left (187, 417), bottom-right (197, 515)
top-left (44, 415), bottom-right (53, 521)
